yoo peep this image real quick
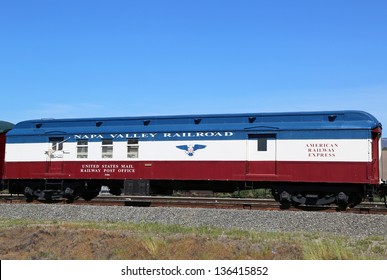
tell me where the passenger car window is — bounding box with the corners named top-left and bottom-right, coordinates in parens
top-left (127, 139), bottom-right (139, 158)
top-left (102, 139), bottom-right (113, 158)
top-left (77, 139), bottom-right (88, 158)
top-left (49, 137), bottom-right (64, 151)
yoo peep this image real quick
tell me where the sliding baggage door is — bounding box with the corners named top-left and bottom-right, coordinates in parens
top-left (247, 134), bottom-right (277, 175)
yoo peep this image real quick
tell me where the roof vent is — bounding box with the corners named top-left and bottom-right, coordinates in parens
top-left (328, 115), bottom-right (337, 122)
top-left (194, 118), bottom-right (202, 124)
top-left (96, 121), bottom-right (103, 127)
top-left (35, 123), bottom-right (42, 128)
top-left (248, 117), bottom-right (256, 123)
top-left (143, 120), bottom-right (151, 126)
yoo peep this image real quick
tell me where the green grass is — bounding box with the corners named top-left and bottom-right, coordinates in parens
top-left (0, 218), bottom-right (386, 260)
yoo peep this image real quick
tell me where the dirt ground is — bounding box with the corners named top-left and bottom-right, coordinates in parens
top-left (0, 221), bottom-right (386, 260)
top-left (0, 223), bottom-right (301, 260)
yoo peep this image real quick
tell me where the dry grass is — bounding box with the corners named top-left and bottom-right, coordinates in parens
top-left (0, 219), bottom-right (386, 260)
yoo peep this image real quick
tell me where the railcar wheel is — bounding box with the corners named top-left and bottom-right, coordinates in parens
top-left (279, 191), bottom-right (292, 209)
top-left (279, 202), bottom-right (291, 209)
top-left (336, 203), bottom-right (349, 211)
top-left (108, 186), bottom-right (122, 196)
top-left (336, 192), bottom-right (350, 211)
top-left (64, 187), bottom-right (79, 203)
top-left (80, 185), bottom-right (101, 201)
top-left (81, 190), bottom-right (100, 201)
top-left (24, 187), bottom-right (34, 202)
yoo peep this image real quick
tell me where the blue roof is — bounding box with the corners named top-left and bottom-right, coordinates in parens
top-left (6, 111), bottom-right (381, 142)
top-left (11, 110), bottom-right (381, 130)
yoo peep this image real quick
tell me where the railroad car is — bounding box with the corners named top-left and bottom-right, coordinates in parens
top-left (1, 111), bottom-right (385, 208)
top-left (0, 121), bottom-right (14, 189)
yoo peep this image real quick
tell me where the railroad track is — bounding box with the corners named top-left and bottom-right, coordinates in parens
top-left (0, 194), bottom-right (280, 210)
top-left (1, 194), bottom-right (386, 215)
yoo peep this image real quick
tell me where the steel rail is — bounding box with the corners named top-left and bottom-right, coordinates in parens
top-left (1, 194), bottom-right (386, 214)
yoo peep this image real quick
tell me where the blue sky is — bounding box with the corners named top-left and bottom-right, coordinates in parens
top-left (1, 0), bottom-right (386, 127)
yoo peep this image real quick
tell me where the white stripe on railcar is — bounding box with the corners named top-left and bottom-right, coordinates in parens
top-left (5, 139), bottom-right (372, 162)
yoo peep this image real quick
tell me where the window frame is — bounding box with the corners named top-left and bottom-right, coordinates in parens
top-left (127, 138), bottom-right (139, 158)
top-left (49, 137), bottom-right (64, 151)
top-left (101, 139), bottom-right (113, 158)
top-left (76, 139), bottom-right (88, 158)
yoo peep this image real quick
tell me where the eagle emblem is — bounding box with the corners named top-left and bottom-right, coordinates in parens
top-left (176, 144), bottom-right (207, 156)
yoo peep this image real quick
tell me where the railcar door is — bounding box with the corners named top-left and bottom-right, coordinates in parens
top-left (46, 137), bottom-right (65, 174)
top-left (247, 134), bottom-right (277, 175)
top-left (369, 128), bottom-right (381, 183)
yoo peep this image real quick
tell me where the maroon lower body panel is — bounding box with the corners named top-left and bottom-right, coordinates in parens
top-left (4, 160), bottom-right (375, 184)
top-left (0, 134), bottom-right (6, 178)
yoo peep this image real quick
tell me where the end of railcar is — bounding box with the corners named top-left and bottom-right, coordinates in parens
top-left (0, 121), bottom-right (14, 191)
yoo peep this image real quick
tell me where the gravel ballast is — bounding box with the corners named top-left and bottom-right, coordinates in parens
top-left (0, 204), bottom-right (386, 237)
